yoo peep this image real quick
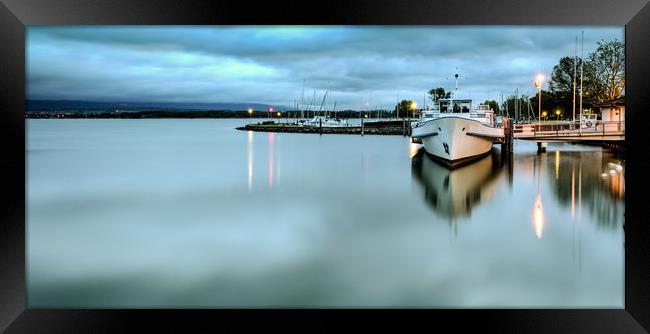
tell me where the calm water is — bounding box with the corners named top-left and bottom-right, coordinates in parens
top-left (27, 119), bottom-right (624, 308)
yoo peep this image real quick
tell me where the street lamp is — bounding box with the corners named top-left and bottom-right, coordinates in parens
top-left (542, 111), bottom-right (548, 121)
top-left (534, 74), bottom-right (544, 124)
top-left (555, 109), bottom-right (561, 120)
top-left (410, 102), bottom-right (417, 119)
top-left (247, 108), bottom-right (253, 123)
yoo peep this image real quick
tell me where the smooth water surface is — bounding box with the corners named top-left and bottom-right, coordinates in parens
top-left (27, 119), bottom-right (624, 307)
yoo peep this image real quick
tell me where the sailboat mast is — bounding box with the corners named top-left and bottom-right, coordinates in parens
top-left (515, 88), bottom-right (518, 122)
top-left (311, 90), bottom-right (316, 118)
top-left (573, 36), bottom-right (577, 123)
top-left (579, 31), bottom-right (584, 132)
top-left (301, 79), bottom-right (305, 120)
top-left (318, 89), bottom-right (328, 116)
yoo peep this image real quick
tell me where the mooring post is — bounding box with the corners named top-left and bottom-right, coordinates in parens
top-left (508, 118), bottom-right (515, 153)
top-left (402, 118), bottom-right (406, 136)
top-left (319, 118), bottom-right (322, 135)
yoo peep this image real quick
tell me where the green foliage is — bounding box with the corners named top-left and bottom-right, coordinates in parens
top-left (394, 100), bottom-right (415, 118)
top-left (584, 39), bottom-right (625, 104)
top-left (483, 100), bottom-right (500, 114)
top-left (549, 39), bottom-right (624, 109)
top-left (427, 87), bottom-right (451, 102)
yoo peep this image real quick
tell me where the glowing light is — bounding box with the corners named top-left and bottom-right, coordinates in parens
top-left (247, 108), bottom-right (253, 114)
top-left (410, 102), bottom-right (417, 110)
top-left (277, 112), bottom-right (281, 117)
top-left (536, 74), bottom-right (545, 82)
top-left (601, 173), bottom-right (608, 178)
top-left (408, 142), bottom-right (420, 158)
top-left (533, 194), bottom-right (544, 239)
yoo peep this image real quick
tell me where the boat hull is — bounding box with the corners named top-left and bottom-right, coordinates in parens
top-left (412, 117), bottom-right (503, 167)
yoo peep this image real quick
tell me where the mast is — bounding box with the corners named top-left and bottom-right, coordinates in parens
top-left (300, 79), bottom-right (305, 120)
top-left (318, 89), bottom-right (328, 117)
top-left (579, 31), bottom-right (584, 133)
top-left (573, 36), bottom-right (577, 123)
top-left (515, 88), bottom-right (519, 122)
top-left (311, 90), bottom-right (316, 118)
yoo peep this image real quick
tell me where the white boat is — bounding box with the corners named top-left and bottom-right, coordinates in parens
top-left (299, 115), bottom-right (349, 127)
top-left (411, 96), bottom-right (504, 167)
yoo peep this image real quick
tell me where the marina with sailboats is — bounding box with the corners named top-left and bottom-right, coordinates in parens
top-left (26, 25), bottom-right (626, 308)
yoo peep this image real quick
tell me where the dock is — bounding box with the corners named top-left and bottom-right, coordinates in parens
top-left (509, 120), bottom-right (625, 152)
top-left (236, 120), bottom-right (413, 136)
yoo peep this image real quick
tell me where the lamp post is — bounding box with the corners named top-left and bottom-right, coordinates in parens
top-left (534, 74), bottom-right (544, 124)
top-left (247, 108), bottom-right (253, 124)
top-left (410, 102), bottom-right (417, 119)
top-left (555, 109), bottom-right (561, 121)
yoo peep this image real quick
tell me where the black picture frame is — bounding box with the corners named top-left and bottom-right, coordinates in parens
top-left (1, 0), bottom-right (649, 332)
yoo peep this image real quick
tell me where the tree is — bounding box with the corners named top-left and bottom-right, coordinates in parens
top-left (427, 87), bottom-right (451, 102)
top-left (483, 100), bottom-right (500, 114)
top-left (584, 39), bottom-right (625, 105)
top-left (394, 100), bottom-right (415, 118)
top-left (527, 90), bottom-right (563, 120)
top-left (549, 56), bottom-right (583, 118)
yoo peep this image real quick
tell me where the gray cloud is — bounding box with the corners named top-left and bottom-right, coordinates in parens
top-left (27, 26), bottom-right (623, 109)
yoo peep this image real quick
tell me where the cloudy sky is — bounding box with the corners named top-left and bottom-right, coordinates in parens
top-left (27, 26), bottom-right (623, 110)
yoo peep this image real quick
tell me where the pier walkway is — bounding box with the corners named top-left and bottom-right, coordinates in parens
top-left (511, 121), bottom-right (625, 142)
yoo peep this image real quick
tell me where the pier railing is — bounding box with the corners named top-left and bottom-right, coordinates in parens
top-left (512, 120), bottom-right (625, 137)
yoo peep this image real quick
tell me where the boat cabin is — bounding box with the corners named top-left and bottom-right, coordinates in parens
top-left (420, 97), bottom-right (495, 126)
top-left (438, 98), bottom-right (472, 113)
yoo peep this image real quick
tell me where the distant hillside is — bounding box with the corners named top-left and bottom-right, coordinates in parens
top-left (26, 100), bottom-right (288, 112)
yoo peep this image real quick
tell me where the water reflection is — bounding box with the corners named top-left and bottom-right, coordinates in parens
top-left (247, 131), bottom-right (254, 192)
top-left (411, 149), bottom-right (507, 220)
top-left (533, 153), bottom-right (545, 239)
top-left (542, 149), bottom-right (625, 229)
top-left (268, 132), bottom-right (275, 189)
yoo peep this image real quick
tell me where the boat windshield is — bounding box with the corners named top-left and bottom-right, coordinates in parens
top-left (439, 99), bottom-right (472, 113)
